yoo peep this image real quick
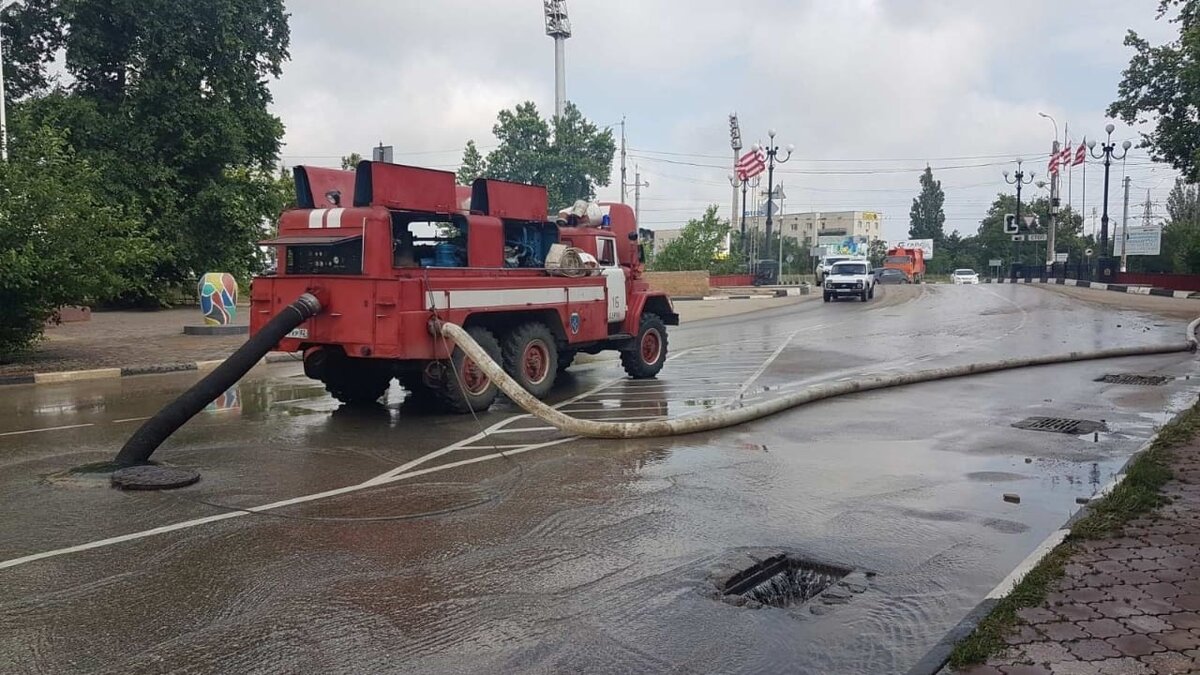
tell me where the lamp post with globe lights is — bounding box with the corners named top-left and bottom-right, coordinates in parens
top-left (1085, 123), bottom-right (1132, 275)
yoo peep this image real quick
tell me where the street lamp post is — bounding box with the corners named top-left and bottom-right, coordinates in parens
top-left (728, 172), bottom-right (760, 273)
top-left (1086, 123), bottom-right (1132, 270)
top-left (759, 129), bottom-right (793, 261)
top-left (1004, 159), bottom-right (1035, 278)
top-left (1038, 112), bottom-right (1061, 267)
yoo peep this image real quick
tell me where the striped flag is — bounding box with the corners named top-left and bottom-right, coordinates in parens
top-left (1048, 151), bottom-right (1060, 175)
top-left (1074, 143), bottom-right (1086, 166)
top-left (736, 149), bottom-right (767, 180)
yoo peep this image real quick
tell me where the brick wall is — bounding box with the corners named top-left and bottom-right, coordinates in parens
top-left (643, 271), bottom-right (711, 297)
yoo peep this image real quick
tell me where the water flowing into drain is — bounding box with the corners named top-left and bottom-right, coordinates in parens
top-left (723, 554), bottom-right (851, 608)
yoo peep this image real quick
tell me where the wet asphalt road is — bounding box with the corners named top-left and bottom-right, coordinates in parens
top-left (2, 284), bottom-right (1199, 674)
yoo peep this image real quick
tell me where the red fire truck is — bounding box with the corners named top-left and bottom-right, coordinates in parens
top-left (250, 161), bottom-right (679, 413)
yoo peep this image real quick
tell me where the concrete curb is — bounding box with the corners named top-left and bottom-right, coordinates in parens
top-left (907, 400), bottom-right (1197, 675)
top-left (0, 352), bottom-right (301, 388)
top-left (987, 276), bottom-right (1200, 299)
top-left (673, 291), bottom-right (805, 302)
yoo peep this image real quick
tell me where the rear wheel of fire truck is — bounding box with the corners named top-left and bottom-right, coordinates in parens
top-left (621, 313), bottom-right (668, 379)
top-left (323, 359), bottom-right (392, 406)
top-left (502, 322), bottom-right (559, 398)
top-left (436, 326), bottom-right (502, 414)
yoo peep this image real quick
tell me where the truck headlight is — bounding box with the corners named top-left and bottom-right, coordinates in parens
top-left (856, 280), bottom-right (863, 288)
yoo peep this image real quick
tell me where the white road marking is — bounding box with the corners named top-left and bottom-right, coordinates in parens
top-left (0, 335), bottom-right (801, 570)
top-left (736, 330), bottom-right (801, 397)
top-left (112, 417), bottom-right (152, 424)
top-left (0, 423), bottom-right (94, 437)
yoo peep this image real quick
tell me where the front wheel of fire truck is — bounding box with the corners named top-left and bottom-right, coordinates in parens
top-left (502, 322), bottom-right (559, 398)
top-left (621, 313), bottom-right (668, 379)
top-left (436, 325), bottom-right (503, 414)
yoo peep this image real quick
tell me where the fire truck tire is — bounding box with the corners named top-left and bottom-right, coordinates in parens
top-left (437, 326), bottom-right (502, 414)
top-left (502, 322), bottom-right (559, 398)
top-left (621, 313), bottom-right (668, 379)
top-left (557, 349), bottom-right (576, 373)
top-left (398, 372), bottom-right (442, 410)
top-left (324, 360), bottom-right (391, 406)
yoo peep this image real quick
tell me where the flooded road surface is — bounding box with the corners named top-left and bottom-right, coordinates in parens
top-left (2, 284), bottom-right (1199, 673)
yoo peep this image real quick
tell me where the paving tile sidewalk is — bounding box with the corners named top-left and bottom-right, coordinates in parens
top-left (0, 308), bottom-right (251, 378)
top-left (963, 440), bottom-right (1200, 674)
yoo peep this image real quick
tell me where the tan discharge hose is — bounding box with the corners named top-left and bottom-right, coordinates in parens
top-left (435, 318), bottom-right (1200, 440)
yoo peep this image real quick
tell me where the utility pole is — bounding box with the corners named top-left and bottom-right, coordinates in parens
top-left (619, 117), bottom-right (627, 204)
top-left (1120, 175), bottom-right (1131, 272)
top-left (632, 165), bottom-right (648, 225)
top-left (543, 1), bottom-right (571, 119)
top-left (1048, 139), bottom-right (1060, 266)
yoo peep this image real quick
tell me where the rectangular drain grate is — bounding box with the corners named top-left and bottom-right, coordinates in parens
top-left (1012, 416), bottom-right (1106, 435)
top-left (723, 554), bottom-right (850, 608)
top-left (1096, 373), bottom-right (1172, 386)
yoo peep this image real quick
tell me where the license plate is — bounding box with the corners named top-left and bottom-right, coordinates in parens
top-left (285, 328), bottom-right (309, 339)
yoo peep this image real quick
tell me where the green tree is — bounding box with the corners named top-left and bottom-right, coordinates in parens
top-left (649, 206), bottom-right (730, 272)
top-left (868, 239), bottom-right (887, 268)
top-left (1109, 0), bottom-right (1200, 182)
top-left (340, 153), bottom-right (363, 170)
top-left (5, 0), bottom-right (291, 303)
top-left (972, 194), bottom-right (1087, 270)
top-left (456, 140), bottom-right (487, 184)
top-left (468, 101), bottom-right (615, 209)
top-left (1159, 179), bottom-right (1200, 272)
top-left (909, 165), bottom-right (947, 243)
top-left (0, 125), bottom-right (151, 359)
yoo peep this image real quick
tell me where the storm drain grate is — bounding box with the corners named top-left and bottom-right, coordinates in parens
top-left (722, 555), bottom-right (850, 608)
top-left (1012, 416), bottom-right (1106, 435)
top-left (1096, 373), bottom-right (1173, 386)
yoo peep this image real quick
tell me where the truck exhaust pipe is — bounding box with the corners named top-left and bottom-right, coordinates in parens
top-left (112, 293), bottom-right (322, 472)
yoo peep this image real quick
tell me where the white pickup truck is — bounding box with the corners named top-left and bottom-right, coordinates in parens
top-left (823, 260), bottom-right (875, 302)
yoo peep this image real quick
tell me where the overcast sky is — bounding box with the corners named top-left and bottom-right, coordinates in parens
top-left (272, 0), bottom-right (1183, 242)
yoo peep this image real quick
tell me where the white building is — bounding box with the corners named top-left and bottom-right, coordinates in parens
top-left (744, 210), bottom-right (883, 248)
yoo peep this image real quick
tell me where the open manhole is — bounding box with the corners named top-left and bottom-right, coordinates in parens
top-left (1096, 373), bottom-right (1172, 386)
top-left (1012, 417), bottom-right (1106, 435)
top-left (722, 554), bottom-right (851, 609)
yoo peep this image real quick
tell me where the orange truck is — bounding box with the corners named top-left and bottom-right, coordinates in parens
top-left (884, 246), bottom-right (925, 283)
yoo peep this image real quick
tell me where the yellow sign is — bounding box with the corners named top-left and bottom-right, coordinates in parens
top-left (862, 212), bottom-right (879, 221)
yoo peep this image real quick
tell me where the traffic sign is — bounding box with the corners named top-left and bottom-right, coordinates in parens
top-left (1023, 215), bottom-right (1040, 229)
top-left (785, 254), bottom-right (795, 264)
top-left (1027, 233), bottom-right (1048, 241)
top-left (989, 259), bottom-right (1002, 267)
top-left (1003, 214), bottom-right (1018, 234)
top-left (1055, 252), bottom-right (1068, 263)
top-left (1011, 235), bottom-right (1025, 242)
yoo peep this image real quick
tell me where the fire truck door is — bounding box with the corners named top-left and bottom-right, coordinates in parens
top-left (601, 268), bottom-right (627, 322)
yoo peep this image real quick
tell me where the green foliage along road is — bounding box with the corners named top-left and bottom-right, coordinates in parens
top-left (457, 102), bottom-right (616, 211)
top-left (1, 0), bottom-right (292, 306)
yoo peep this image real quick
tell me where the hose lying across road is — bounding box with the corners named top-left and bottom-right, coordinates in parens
top-left (113, 293), bottom-right (323, 467)
top-left (435, 319), bottom-right (1200, 440)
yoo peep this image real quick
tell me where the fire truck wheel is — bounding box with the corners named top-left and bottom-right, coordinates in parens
top-left (621, 313), bottom-right (668, 379)
top-left (557, 349), bottom-right (576, 373)
top-left (502, 322), bottom-right (559, 398)
top-left (437, 325), bottom-right (502, 414)
top-left (398, 372), bottom-right (442, 410)
top-left (324, 360), bottom-right (392, 406)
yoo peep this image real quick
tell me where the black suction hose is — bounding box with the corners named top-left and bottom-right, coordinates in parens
top-left (113, 292), bottom-right (322, 467)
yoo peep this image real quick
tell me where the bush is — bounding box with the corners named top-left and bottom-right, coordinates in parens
top-left (0, 126), bottom-right (150, 360)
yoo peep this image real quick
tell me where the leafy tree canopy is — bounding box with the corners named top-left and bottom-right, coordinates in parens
top-left (909, 165), bottom-right (947, 243)
top-left (649, 206), bottom-right (731, 272)
top-left (1110, 0), bottom-right (1200, 181)
top-left (458, 102), bottom-right (616, 209)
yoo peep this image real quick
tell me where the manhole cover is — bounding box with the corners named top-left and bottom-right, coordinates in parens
top-left (1012, 417), bottom-right (1106, 435)
top-left (111, 465), bottom-right (200, 490)
top-left (1096, 373), bottom-right (1172, 386)
top-left (723, 554), bottom-right (851, 608)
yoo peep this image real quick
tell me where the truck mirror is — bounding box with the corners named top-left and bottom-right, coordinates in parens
top-left (627, 231), bottom-right (638, 241)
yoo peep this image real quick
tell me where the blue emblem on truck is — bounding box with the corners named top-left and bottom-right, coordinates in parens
top-left (569, 312), bottom-right (581, 335)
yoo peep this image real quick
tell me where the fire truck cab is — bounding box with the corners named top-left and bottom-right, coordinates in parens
top-left (250, 161), bottom-right (678, 413)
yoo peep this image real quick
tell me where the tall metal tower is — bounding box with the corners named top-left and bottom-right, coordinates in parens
top-left (543, 0), bottom-right (571, 119)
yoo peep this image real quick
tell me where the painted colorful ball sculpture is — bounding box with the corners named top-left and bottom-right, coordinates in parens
top-left (198, 272), bottom-right (238, 326)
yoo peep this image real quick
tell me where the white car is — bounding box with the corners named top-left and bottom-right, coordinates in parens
top-left (823, 260), bottom-right (875, 302)
top-left (816, 255), bottom-right (862, 283)
top-left (952, 268), bottom-right (980, 285)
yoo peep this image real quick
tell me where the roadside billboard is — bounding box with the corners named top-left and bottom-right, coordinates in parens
top-left (891, 238), bottom-right (934, 258)
top-left (1115, 225), bottom-right (1162, 257)
top-left (817, 235), bottom-right (870, 256)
